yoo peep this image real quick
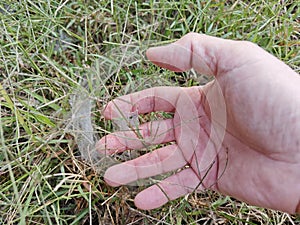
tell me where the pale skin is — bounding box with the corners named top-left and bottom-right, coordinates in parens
top-left (97, 33), bottom-right (300, 214)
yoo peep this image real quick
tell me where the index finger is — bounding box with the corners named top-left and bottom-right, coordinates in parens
top-left (103, 86), bottom-right (182, 120)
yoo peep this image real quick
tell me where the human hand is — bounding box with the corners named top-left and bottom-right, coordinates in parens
top-left (97, 33), bottom-right (300, 214)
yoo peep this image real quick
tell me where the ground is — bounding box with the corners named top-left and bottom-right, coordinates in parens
top-left (0, 0), bottom-right (299, 224)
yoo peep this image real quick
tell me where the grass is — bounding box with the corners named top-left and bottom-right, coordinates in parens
top-left (0, 0), bottom-right (299, 224)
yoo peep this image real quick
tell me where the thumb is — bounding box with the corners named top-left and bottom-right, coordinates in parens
top-left (146, 33), bottom-right (265, 76)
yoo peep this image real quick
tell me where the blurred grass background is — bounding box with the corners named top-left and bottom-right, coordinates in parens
top-left (0, 0), bottom-right (299, 224)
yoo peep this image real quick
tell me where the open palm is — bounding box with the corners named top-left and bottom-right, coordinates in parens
top-left (98, 33), bottom-right (300, 214)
